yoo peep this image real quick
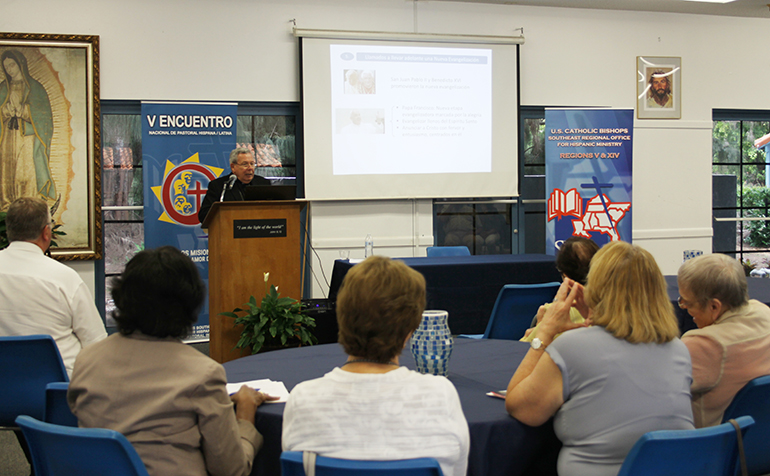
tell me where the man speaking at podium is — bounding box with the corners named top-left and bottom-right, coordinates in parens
top-left (198, 147), bottom-right (270, 223)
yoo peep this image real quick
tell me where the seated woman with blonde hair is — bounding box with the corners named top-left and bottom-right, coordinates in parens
top-left (282, 256), bottom-right (470, 476)
top-left (506, 241), bottom-right (694, 476)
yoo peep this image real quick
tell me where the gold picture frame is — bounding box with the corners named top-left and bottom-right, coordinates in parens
top-left (0, 32), bottom-right (101, 260)
top-left (637, 56), bottom-right (681, 120)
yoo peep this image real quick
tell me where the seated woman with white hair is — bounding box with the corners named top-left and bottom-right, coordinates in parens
top-left (678, 253), bottom-right (770, 427)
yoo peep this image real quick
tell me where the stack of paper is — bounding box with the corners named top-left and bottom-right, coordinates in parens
top-left (226, 379), bottom-right (290, 403)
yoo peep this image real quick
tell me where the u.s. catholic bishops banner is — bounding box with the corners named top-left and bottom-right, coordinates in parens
top-left (545, 109), bottom-right (633, 254)
top-left (142, 102), bottom-right (237, 340)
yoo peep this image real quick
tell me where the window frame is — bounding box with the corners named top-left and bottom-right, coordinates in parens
top-left (712, 109), bottom-right (770, 265)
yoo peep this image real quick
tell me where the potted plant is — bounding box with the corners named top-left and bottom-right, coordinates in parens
top-left (221, 272), bottom-right (317, 354)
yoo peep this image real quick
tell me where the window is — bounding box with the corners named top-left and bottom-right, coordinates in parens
top-left (712, 110), bottom-right (770, 269)
top-left (236, 103), bottom-right (300, 187)
top-left (520, 106), bottom-right (546, 254)
top-left (431, 106), bottom-right (547, 255)
top-left (98, 101), bottom-right (300, 329)
top-left (101, 103), bottom-right (143, 327)
top-left (433, 199), bottom-right (513, 255)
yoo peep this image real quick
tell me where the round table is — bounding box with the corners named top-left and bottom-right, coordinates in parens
top-left (224, 338), bottom-right (560, 476)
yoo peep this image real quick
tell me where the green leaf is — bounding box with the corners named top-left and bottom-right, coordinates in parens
top-left (252, 340), bottom-right (263, 354)
top-left (298, 327), bottom-right (312, 345)
top-left (236, 335), bottom-right (249, 349)
top-left (277, 296), bottom-right (297, 306)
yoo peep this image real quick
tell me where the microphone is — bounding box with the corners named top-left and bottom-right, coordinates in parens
top-left (219, 175), bottom-right (238, 202)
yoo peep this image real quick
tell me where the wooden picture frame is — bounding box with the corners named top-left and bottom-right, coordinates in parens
top-left (0, 32), bottom-right (101, 260)
top-left (637, 56), bottom-right (681, 120)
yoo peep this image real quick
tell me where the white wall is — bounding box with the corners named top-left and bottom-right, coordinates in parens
top-left (5, 0), bottom-right (769, 294)
top-left (307, 199), bottom-right (434, 296)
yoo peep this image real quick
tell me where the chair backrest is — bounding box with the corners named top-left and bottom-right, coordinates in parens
top-left (0, 335), bottom-right (68, 427)
top-left (722, 375), bottom-right (770, 475)
top-left (426, 246), bottom-right (471, 257)
top-left (483, 282), bottom-right (561, 340)
top-left (16, 415), bottom-right (150, 476)
top-left (616, 415), bottom-right (754, 476)
top-left (280, 451), bottom-right (444, 476)
top-left (45, 382), bottom-right (78, 427)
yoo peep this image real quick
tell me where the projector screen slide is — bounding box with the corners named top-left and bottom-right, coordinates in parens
top-left (301, 37), bottom-right (519, 200)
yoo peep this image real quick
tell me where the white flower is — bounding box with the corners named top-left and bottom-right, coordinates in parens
top-left (264, 272), bottom-right (269, 282)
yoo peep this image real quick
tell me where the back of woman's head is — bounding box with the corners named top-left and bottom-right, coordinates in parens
top-left (111, 246), bottom-right (205, 338)
top-left (556, 237), bottom-right (599, 285)
top-left (586, 241), bottom-right (679, 343)
top-left (337, 256), bottom-right (426, 362)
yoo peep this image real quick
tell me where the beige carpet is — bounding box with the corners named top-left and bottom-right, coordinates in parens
top-left (0, 431), bottom-right (30, 476)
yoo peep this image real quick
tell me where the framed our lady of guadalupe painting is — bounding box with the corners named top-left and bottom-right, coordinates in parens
top-left (0, 32), bottom-right (101, 259)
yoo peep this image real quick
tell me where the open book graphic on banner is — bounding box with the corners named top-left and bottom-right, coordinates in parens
top-left (548, 188), bottom-right (583, 221)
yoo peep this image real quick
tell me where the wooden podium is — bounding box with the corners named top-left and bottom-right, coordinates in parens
top-left (202, 200), bottom-right (308, 363)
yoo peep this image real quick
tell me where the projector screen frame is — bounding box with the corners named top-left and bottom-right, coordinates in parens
top-left (293, 27), bottom-right (524, 46)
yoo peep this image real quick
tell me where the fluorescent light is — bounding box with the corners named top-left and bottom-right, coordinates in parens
top-left (677, 0), bottom-right (736, 3)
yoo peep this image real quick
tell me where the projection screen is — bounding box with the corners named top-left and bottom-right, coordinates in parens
top-left (298, 30), bottom-right (521, 200)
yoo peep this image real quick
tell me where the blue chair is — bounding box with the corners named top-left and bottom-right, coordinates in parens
top-left (280, 451), bottom-right (444, 475)
top-left (616, 415), bottom-right (754, 476)
top-left (16, 415), bottom-right (149, 476)
top-left (426, 246), bottom-right (471, 257)
top-left (45, 382), bottom-right (78, 427)
top-left (721, 375), bottom-right (770, 475)
top-left (0, 335), bottom-right (68, 428)
top-left (461, 282), bottom-right (561, 340)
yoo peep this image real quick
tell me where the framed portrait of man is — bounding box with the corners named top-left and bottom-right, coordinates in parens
top-left (636, 56), bottom-right (681, 120)
top-left (0, 32), bottom-right (101, 260)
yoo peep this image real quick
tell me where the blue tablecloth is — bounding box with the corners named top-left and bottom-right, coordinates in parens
top-left (224, 339), bottom-right (560, 476)
top-left (331, 255), bottom-right (561, 335)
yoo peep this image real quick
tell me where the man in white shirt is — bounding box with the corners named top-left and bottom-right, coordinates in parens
top-left (0, 197), bottom-right (107, 377)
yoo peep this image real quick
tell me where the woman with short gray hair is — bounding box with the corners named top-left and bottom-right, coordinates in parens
top-left (678, 253), bottom-right (770, 427)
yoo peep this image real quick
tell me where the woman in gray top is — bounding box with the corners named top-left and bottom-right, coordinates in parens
top-left (505, 241), bottom-right (694, 476)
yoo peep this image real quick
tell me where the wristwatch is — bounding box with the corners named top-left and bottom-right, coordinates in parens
top-left (531, 337), bottom-right (545, 350)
